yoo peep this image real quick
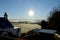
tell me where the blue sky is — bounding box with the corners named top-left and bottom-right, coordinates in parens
top-left (0, 0), bottom-right (60, 20)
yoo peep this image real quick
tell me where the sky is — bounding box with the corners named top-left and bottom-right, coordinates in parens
top-left (0, 0), bottom-right (60, 20)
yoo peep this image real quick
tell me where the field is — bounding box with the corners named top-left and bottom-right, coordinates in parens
top-left (13, 23), bottom-right (41, 33)
top-left (12, 23), bottom-right (60, 40)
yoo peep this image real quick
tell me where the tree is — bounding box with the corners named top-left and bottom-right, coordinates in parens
top-left (48, 8), bottom-right (60, 34)
top-left (41, 20), bottom-right (48, 29)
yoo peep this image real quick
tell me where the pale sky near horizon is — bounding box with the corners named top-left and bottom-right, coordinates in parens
top-left (0, 0), bottom-right (60, 20)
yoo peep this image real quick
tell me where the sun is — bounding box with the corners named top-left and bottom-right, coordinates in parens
top-left (28, 10), bottom-right (34, 16)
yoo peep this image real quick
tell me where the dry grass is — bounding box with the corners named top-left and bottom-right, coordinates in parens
top-left (13, 24), bottom-right (41, 33)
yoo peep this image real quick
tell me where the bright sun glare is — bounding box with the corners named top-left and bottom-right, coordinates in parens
top-left (28, 10), bottom-right (34, 16)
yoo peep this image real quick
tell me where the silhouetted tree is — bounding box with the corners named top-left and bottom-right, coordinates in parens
top-left (41, 20), bottom-right (48, 29)
top-left (48, 8), bottom-right (60, 34)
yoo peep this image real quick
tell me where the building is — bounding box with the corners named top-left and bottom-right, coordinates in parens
top-left (0, 12), bottom-right (13, 28)
top-left (0, 12), bottom-right (21, 38)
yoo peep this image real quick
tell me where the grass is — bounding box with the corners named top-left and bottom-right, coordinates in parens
top-left (13, 24), bottom-right (41, 33)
